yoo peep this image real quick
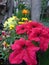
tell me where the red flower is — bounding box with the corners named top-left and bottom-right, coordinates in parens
top-left (26, 21), bottom-right (43, 29)
top-left (28, 27), bottom-right (49, 51)
top-left (39, 27), bottom-right (49, 51)
top-left (28, 28), bottom-right (42, 41)
top-left (16, 24), bottom-right (27, 34)
top-left (40, 37), bottom-right (49, 51)
top-left (41, 27), bottom-right (49, 38)
top-left (15, 21), bottom-right (49, 51)
top-left (26, 22), bottom-right (44, 35)
top-left (16, 22), bottom-right (44, 35)
top-left (9, 38), bottom-right (39, 65)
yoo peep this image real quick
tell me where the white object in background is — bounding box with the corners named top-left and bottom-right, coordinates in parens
top-left (3, 46), bottom-right (6, 51)
top-left (14, 0), bottom-right (16, 7)
top-left (16, 8), bottom-right (18, 13)
top-left (47, 1), bottom-right (49, 6)
top-left (23, 2), bottom-right (25, 4)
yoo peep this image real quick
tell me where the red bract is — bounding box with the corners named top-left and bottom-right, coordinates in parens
top-left (9, 38), bottom-right (39, 65)
top-left (16, 24), bottom-right (27, 34)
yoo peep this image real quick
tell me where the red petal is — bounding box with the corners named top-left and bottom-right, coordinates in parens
top-left (9, 50), bottom-right (24, 64)
top-left (40, 37), bottom-right (49, 51)
top-left (23, 49), bottom-right (38, 65)
top-left (16, 24), bottom-right (27, 34)
top-left (27, 46), bottom-right (39, 53)
top-left (11, 38), bottom-right (25, 50)
top-left (23, 50), bottom-right (33, 65)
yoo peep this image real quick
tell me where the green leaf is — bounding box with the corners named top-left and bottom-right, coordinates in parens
top-left (38, 49), bottom-right (49, 65)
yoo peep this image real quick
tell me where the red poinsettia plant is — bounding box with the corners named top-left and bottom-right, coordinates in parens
top-left (9, 21), bottom-right (49, 65)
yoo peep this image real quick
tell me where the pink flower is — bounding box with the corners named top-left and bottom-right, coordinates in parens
top-left (39, 27), bottom-right (49, 51)
top-left (16, 24), bottom-right (27, 34)
top-left (15, 21), bottom-right (49, 51)
top-left (28, 27), bottom-right (49, 51)
top-left (40, 37), bottom-right (49, 51)
top-left (26, 21), bottom-right (43, 30)
top-left (28, 28), bottom-right (42, 42)
top-left (9, 38), bottom-right (39, 65)
top-left (16, 22), bottom-right (44, 35)
top-left (26, 22), bottom-right (44, 35)
top-left (41, 27), bottom-right (49, 38)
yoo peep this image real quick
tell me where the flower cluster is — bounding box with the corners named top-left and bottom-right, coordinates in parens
top-left (22, 9), bottom-right (29, 15)
top-left (1, 0), bottom-right (49, 64)
top-left (18, 17), bottom-right (28, 25)
top-left (9, 21), bottom-right (49, 65)
top-left (9, 38), bottom-right (39, 65)
top-left (16, 21), bottom-right (49, 51)
top-left (15, 8), bottom-right (31, 25)
top-left (4, 16), bottom-right (19, 30)
top-left (4, 8), bottom-right (30, 30)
